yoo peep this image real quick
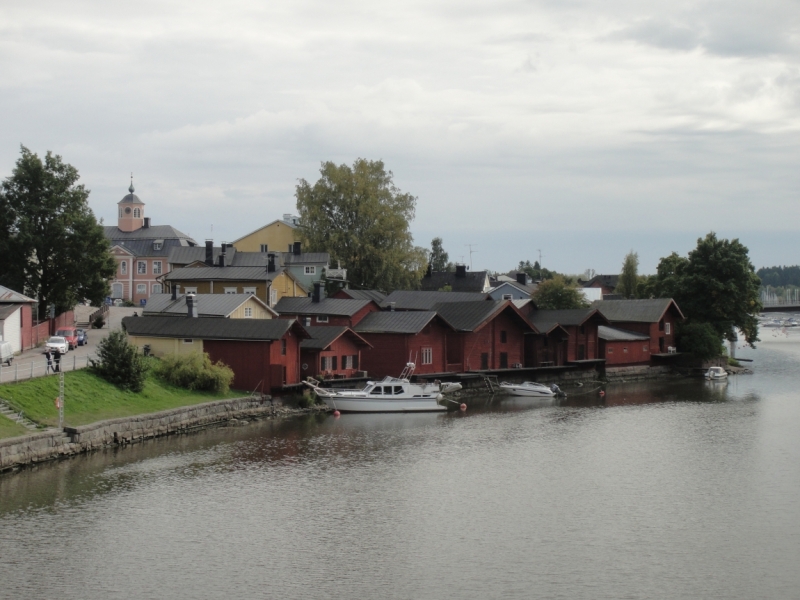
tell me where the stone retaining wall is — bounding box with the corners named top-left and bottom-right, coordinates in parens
top-left (605, 365), bottom-right (676, 382)
top-left (1, 397), bottom-right (322, 473)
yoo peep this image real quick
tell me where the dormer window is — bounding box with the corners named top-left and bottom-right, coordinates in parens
top-left (153, 242), bottom-right (162, 251)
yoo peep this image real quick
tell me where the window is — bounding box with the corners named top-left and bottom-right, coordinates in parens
top-left (331, 356), bottom-right (337, 370)
top-left (270, 289), bottom-right (277, 306)
top-left (500, 331), bottom-right (507, 343)
top-left (500, 352), bottom-right (508, 369)
top-left (643, 345), bottom-right (649, 352)
top-left (244, 307), bottom-right (253, 318)
top-left (665, 323), bottom-right (671, 335)
top-left (121, 261), bottom-right (127, 275)
top-left (152, 284), bottom-right (162, 295)
top-left (183, 339), bottom-right (194, 344)
top-left (243, 287), bottom-right (256, 295)
top-left (321, 356), bottom-right (328, 371)
top-left (305, 266), bottom-right (316, 275)
top-left (623, 347), bottom-right (628, 353)
top-left (153, 261), bottom-right (162, 275)
top-left (224, 287), bottom-right (238, 294)
top-left (133, 208), bottom-right (141, 218)
top-left (153, 242), bottom-right (162, 251)
top-left (137, 261), bottom-right (146, 274)
top-left (421, 347), bottom-right (433, 365)
top-left (502, 294), bottom-right (513, 300)
top-left (288, 244), bottom-right (293, 253)
top-left (119, 208), bottom-right (123, 218)
top-left (184, 287), bottom-right (197, 294)
top-left (281, 339), bottom-right (286, 355)
top-left (317, 315), bottom-right (329, 323)
top-left (608, 348), bottom-right (613, 354)
top-left (136, 284), bottom-right (146, 294)
top-left (260, 244), bottom-right (268, 252)
top-left (341, 355), bottom-right (349, 370)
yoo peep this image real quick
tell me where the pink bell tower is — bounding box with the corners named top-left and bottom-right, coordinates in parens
top-left (117, 174), bottom-right (145, 232)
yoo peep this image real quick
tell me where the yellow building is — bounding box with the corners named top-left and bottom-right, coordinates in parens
top-left (232, 214), bottom-right (302, 254)
top-left (161, 265), bottom-right (307, 308)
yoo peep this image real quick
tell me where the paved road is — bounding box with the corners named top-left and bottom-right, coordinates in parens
top-left (0, 307), bottom-right (139, 383)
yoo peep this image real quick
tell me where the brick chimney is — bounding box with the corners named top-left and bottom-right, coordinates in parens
top-left (205, 240), bottom-right (214, 266)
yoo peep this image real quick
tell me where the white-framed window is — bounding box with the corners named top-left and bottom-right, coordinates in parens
top-left (305, 266), bottom-right (316, 275)
top-left (502, 294), bottom-right (513, 300)
top-left (183, 339), bottom-right (194, 344)
top-left (152, 283), bottom-right (162, 294)
top-left (133, 208), bottom-right (141, 218)
top-left (153, 242), bottom-right (162, 251)
top-left (288, 244), bottom-right (293, 253)
top-left (121, 261), bottom-right (127, 275)
top-left (623, 347), bottom-right (628, 353)
top-left (153, 261), bottom-right (162, 275)
top-left (137, 261), bottom-right (147, 274)
top-left (260, 244), bottom-right (268, 252)
top-left (184, 287), bottom-right (198, 294)
top-left (136, 284), bottom-right (147, 294)
top-left (224, 287), bottom-right (237, 294)
top-left (244, 307), bottom-right (253, 318)
top-left (321, 356), bottom-right (329, 371)
top-left (304, 317), bottom-right (311, 326)
top-left (421, 347), bottom-right (433, 365)
top-left (270, 289), bottom-right (277, 305)
top-left (608, 348), bottom-right (613, 354)
top-left (243, 287), bottom-right (256, 295)
top-left (119, 208), bottom-right (123, 218)
top-left (317, 315), bottom-right (329, 323)
top-left (665, 323), bottom-right (671, 335)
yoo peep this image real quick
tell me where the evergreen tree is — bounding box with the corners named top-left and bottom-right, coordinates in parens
top-left (616, 250), bottom-right (639, 298)
top-left (91, 330), bottom-right (149, 392)
top-left (430, 237), bottom-right (451, 272)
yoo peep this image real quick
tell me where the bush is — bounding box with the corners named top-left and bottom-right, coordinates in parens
top-left (677, 321), bottom-right (723, 362)
top-left (154, 352), bottom-right (234, 393)
top-left (91, 330), bottom-right (149, 392)
top-left (92, 315), bottom-right (105, 329)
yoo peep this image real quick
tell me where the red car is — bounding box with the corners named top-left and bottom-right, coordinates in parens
top-left (56, 328), bottom-right (79, 350)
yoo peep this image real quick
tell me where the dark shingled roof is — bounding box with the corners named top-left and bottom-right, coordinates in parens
top-left (582, 274), bottom-right (619, 289)
top-left (419, 270), bottom-right (490, 293)
top-left (300, 326), bottom-right (372, 350)
top-left (283, 252), bottom-right (330, 265)
top-left (435, 300), bottom-right (534, 333)
top-left (167, 246), bottom-right (273, 268)
top-left (382, 290), bottom-right (489, 311)
top-left (274, 297), bottom-right (372, 317)
top-left (529, 308), bottom-right (605, 332)
top-left (163, 265), bottom-right (285, 282)
top-left (142, 294), bottom-right (271, 318)
top-left (110, 238), bottom-right (193, 258)
top-left (104, 224), bottom-right (196, 243)
top-left (336, 289), bottom-right (387, 304)
top-left (598, 326), bottom-right (650, 342)
top-left (354, 311), bottom-right (442, 334)
top-left (122, 316), bottom-right (308, 341)
top-left (591, 298), bottom-right (684, 323)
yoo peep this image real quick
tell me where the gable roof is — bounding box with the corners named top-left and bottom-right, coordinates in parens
top-left (598, 326), bottom-right (651, 342)
top-left (164, 265), bottom-right (286, 282)
top-left (274, 297), bottom-right (372, 317)
top-left (591, 298), bottom-right (685, 323)
top-left (582, 274), bottom-right (619, 289)
top-left (354, 310), bottom-right (445, 334)
top-left (420, 270), bottom-right (490, 293)
top-left (529, 308), bottom-right (606, 332)
top-left (382, 290), bottom-right (489, 311)
top-left (335, 289), bottom-right (388, 304)
top-left (300, 326), bottom-right (372, 350)
top-left (104, 225), bottom-right (196, 244)
top-left (492, 280), bottom-right (538, 295)
top-left (0, 285), bottom-right (36, 303)
top-left (142, 294), bottom-right (275, 318)
top-left (122, 316), bottom-right (308, 341)
top-left (435, 300), bottom-right (535, 333)
top-left (231, 218), bottom-right (299, 244)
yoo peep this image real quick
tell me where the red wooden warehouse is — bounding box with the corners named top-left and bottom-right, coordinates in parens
top-left (592, 298), bottom-right (684, 357)
top-left (300, 326), bottom-right (372, 380)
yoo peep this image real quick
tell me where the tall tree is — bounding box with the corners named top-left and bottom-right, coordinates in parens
top-left (0, 146), bottom-right (116, 319)
top-left (296, 159), bottom-right (427, 292)
top-left (429, 237), bottom-right (451, 272)
top-left (616, 250), bottom-right (639, 298)
top-left (532, 275), bottom-right (589, 310)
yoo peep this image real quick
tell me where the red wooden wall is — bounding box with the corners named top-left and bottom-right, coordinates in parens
top-left (301, 335), bottom-right (365, 379)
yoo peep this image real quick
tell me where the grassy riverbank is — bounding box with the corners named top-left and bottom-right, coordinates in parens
top-left (0, 414), bottom-right (30, 439)
top-left (0, 369), bottom-right (244, 431)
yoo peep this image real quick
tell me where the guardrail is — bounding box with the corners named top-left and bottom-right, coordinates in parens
top-left (0, 354), bottom-right (98, 384)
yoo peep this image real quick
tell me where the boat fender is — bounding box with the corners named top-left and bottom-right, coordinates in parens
top-left (599, 390), bottom-right (605, 397)
top-left (460, 403), bottom-right (467, 411)
top-left (333, 410), bottom-right (341, 418)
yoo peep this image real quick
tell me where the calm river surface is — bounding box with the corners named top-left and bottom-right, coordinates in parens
top-left (2, 332), bottom-right (800, 599)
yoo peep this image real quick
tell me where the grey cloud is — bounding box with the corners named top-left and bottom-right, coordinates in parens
top-left (608, 18), bottom-right (701, 51)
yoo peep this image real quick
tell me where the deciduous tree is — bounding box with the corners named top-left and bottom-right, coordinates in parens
top-left (296, 159), bottom-right (427, 292)
top-left (532, 275), bottom-right (589, 310)
top-left (616, 250), bottom-right (639, 298)
top-left (0, 146), bottom-right (116, 318)
top-left (430, 237), bottom-right (452, 272)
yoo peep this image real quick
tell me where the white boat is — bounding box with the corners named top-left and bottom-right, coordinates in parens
top-left (705, 366), bottom-right (728, 380)
top-left (499, 381), bottom-right (564, 398)
top-left (303, 363), bottom-right (462, 413)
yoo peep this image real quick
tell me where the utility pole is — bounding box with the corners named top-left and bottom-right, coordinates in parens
top-left (465, 244), bottom-right (478, 271)
top-left (537, 249), bottom-right (544, 271)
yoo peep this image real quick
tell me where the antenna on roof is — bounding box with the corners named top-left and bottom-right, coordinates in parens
top-left (465, 243), bottom-right (478, 270)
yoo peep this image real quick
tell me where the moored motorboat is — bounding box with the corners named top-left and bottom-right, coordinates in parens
top-left (705, 366), bottom-right (728, 380)
top-left (303, 363), bottom-right (462, 413)
top-left (499, 381), bottom-right (565, 398)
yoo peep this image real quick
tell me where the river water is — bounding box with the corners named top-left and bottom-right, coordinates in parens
top-left (2, 332), bottom-right (800, 599)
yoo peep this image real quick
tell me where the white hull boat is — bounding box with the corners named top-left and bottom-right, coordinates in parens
top-left (499, 381), bottom-right (563, 398)
top-left (303, 363), bottom-right (462, 413)
top-left (705, 366), bottom-right (728, 380)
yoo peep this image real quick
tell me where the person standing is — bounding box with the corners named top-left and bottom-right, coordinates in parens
top-left (45, 349), bottom-right (53, 374)
top-left (53, 348), bottom-right (61, 373)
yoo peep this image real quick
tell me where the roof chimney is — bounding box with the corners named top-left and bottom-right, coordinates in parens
top-left (516, 272), bottom-right (528, 285)
top-left (267, 253), bottom-right (276, 273)
top-left (293, 241), bottom-right (301, 256)
top-left (171, 284), bottom-right (180, 301)
top-left (312, 281), bottom-right (325, 303)
top-left (456, 264), bottom-right (467, 278)
top-left (186, 293), bottom-right (197, 318)
top-left (389, 302), bottom-right (396, 312)
top-left (205, 240), bottom-right (214, 266)
top-left (143, 217), bottom-right (150, 228)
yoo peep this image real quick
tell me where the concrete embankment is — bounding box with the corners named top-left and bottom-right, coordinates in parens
top-left (0, 397), bottom-right (328, 473)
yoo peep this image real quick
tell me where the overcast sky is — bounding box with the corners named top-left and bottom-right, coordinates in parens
top-left (2, 0), bottom-right (798, 275)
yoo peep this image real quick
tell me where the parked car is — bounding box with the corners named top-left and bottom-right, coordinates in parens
top-left (76, 328), bottom-right (88, 346)
top-left (45, 336), bottom-right (69, 354)
top-left (56, 327), bottom-right (78, 350)
top-left (0, 341), bottom-right (14, 366)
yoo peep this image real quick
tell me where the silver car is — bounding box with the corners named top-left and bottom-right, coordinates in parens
top-left (45, 336), bottom-right (69, 354)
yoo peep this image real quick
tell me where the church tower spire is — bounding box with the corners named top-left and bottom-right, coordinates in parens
top-left (117, 174), bottom-right (145, 232)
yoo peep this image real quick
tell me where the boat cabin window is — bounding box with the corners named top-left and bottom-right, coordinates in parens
top-left (371, 386), bottom-right (382, 395)
top-left (393, 386), bottom-right (404, 395)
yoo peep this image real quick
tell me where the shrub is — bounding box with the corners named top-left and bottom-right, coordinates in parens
top-left (92, 315), bottom-right (105, 329)
top-left (91, 330), bottom-right (149, 392)
top-left (677, 321), bottom-right (723, 362)
top-left (155, 352), bottom-right (234, 393)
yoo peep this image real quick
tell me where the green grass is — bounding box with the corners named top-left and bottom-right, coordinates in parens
top-left (0, 369), bottom-right (244, 428)
top-left (0, 413), bottom-right (30, 439)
